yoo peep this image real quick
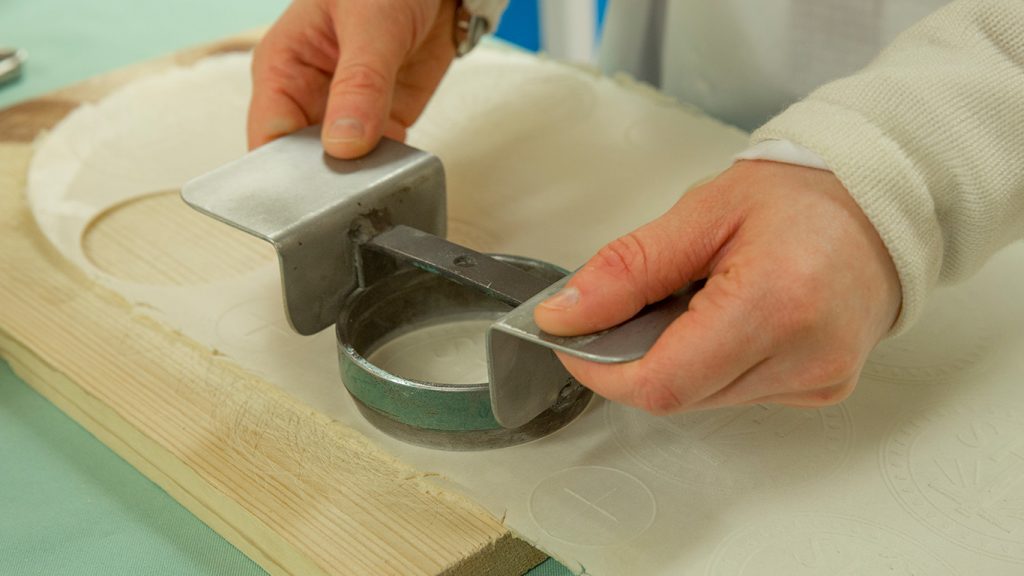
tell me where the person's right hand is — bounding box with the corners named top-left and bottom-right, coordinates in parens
top-left (534, 160), bottom-right (902, 413)
top-left (248, 0), bottom-right (457, 159)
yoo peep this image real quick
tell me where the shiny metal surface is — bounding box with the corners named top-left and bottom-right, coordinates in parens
top-left (181, 127), bottom-right (446, 335)
top-left (337, 255), bottom-right (591, 450)
top-left (363, 225), bottom-right (551, 307)
top-left (488, 279), bottom-right (700, 428)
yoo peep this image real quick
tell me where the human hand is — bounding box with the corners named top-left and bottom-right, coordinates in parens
top-left (534, 160), bottom-right (902, 412)
top-left (248, 0), bottom-right (456, 158)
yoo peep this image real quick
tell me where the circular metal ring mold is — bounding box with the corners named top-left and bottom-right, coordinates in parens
top-left (337, 255), bottom-right (593, 450)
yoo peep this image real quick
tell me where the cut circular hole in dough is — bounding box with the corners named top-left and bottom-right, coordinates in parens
top-left (82, 189), bottom-right (275, 286)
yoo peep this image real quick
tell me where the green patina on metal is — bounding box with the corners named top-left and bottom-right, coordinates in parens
top-left (339, 347), bottom-right (501, 431)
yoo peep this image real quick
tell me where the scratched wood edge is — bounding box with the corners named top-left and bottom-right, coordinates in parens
top-left (0, 330), bottom-right (301, 576)
top-left (0, 33), bottom-right (547, 576)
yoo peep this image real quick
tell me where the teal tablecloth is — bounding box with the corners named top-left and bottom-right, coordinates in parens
top-left (0, 0), bottom-right (569, 573)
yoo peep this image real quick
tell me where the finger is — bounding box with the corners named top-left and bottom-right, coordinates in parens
top-left (554, 266), bottom-right (773, 413)
top-left (535, 188), bottom-right (739, 336)
top-left (383, 118), bottom-right (408, 142)
top-left (322, 2), bottom-right (427, 158)
top-left (692, 348), bottom-right (863, 409)
top-left (247, 62), bottom-right (329, 149)
top-left (747, 382), bottom-right (857, 408)
top-left (387, 2), bottom-right (457, 128)
top-left (387, 54), bottom-right (452, 132)
top-left (248, 6), bottom-right (335, 149)
top-left (682, 357), bottom-right (773, 410)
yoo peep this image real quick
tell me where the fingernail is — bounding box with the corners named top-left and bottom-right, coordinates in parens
top-left (540, 286), bottom-right (580, 310)
top-left (327, 117), bottom-right (365, 142)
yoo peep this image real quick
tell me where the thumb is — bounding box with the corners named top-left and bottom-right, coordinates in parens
top-left (321, 4), bottom-right (417, 158)
top-left (535, 193), bottom-right (734, 336)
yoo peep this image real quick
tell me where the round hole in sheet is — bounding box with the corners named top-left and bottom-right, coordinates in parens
top-left (365, 317), bottom-right (496, 386)
top-left (81, 189), bottom-right (275, 286)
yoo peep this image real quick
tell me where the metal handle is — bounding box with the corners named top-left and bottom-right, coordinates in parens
top-left (361, 225), bottom-right (551, 307)
top-left (487, 277), bottom-right (698, 428)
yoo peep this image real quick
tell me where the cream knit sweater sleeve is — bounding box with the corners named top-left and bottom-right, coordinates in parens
top-left (751, 0), bottom-right (1024, 334)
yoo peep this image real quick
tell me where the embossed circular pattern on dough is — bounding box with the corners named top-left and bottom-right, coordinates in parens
top-left (529, 466), bottom-right (656, 546)
top-left (707, 514), bottom-right (957, 575)
top-left (864, 289), bottom-right (996, 383)
top-left (607, 402), bottom-right (850, 493)
top-left (882, 402), bottom-right (1024, 562)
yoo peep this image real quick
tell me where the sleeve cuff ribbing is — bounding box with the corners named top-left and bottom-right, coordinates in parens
top-left (752, 99), bottom-right (945, 335)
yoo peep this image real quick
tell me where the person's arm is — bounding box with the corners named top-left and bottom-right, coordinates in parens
top-left (752, 0), bottom-right (1024, 333)
top-left (534, 0), bottom-right (1024, 413)
top-left (247, 0), bottom-right (507, 159)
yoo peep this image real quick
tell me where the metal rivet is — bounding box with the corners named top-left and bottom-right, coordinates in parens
top-left (453, 255), bottom-right (476, 268)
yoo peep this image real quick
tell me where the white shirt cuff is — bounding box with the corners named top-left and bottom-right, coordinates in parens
top-left (734, 139), bottom-right (832, 172)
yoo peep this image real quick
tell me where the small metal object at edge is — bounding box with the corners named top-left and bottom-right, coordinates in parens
top-left (0, 48), bottom-right (27, 86)
top-left (453, 4), bottom-right (490, 57)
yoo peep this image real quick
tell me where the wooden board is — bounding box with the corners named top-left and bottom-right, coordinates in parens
top-left (0, 32), bottom-right (546, 576)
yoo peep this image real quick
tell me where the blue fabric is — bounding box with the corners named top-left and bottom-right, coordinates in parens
top-left (496, 0), bottom-right (541, 52)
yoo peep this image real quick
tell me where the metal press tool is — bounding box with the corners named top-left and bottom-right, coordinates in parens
top-left (182, 127), bottom-right (695, 450)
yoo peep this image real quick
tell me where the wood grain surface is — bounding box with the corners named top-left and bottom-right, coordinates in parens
top-left (0, 32), bottom-right (545, 576)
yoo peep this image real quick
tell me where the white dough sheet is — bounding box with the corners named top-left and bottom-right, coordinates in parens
top-left (28, 45), bottom-right (1024, 575)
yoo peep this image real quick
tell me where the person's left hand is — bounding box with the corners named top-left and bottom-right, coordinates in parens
top-left (534, 160), bottom-right (902, 412)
